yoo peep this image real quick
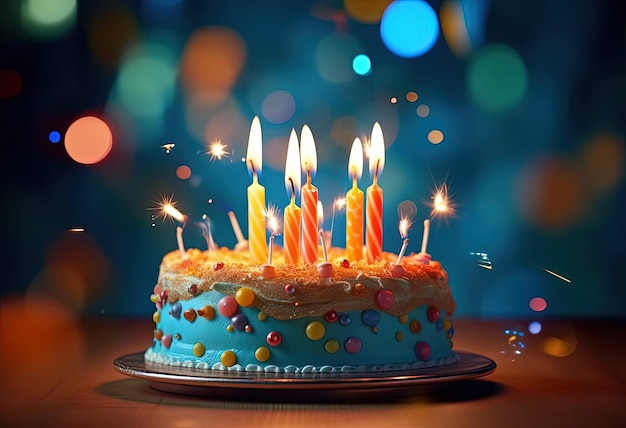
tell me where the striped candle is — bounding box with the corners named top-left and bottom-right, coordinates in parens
top-left (283, 129), bottom-right (302, 264)
top-left (300, 125), bottom-right (318, 264)
top-left (246, 116), bottom-right (268, 264)
top-left (366, 122), bottom-right (385, 263)
top-left (345, 138), bottom-right (364, 262)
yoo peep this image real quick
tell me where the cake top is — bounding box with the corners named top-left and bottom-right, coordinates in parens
top-left (156, 247), bottom-right (455, 320)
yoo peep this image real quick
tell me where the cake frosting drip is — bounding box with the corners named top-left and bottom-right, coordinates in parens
top-left (158, 247), bottom-right (455, 320)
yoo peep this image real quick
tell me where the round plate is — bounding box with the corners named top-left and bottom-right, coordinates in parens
top-left (114, 351), bottom-right (496, 401)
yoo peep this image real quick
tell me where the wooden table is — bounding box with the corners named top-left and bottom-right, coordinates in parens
top-left (2, 318), bottom-right (625, 427)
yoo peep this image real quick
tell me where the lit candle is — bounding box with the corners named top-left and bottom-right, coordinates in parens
top-left (246, 116), bottom-right (268, 264)
top-left (317, 201), bottom-right (328, 262)
top-left (162, 203), bottom-right (188, 260)
top-left (345, 137), bottom-right (364, 262)
top-left (395, 217), bottom-right (410, 265)
top-left (283, 129), bottom-right (302, 264)
top-left (261, 208), bottom-right (280, 278)
top-left (366, 122), bottom-right (385, 263)
top-left (300, 124), bottom-right (319, 264)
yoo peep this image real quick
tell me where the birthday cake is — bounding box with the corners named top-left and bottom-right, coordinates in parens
top-left (145, 246), bottom-right (458, 373)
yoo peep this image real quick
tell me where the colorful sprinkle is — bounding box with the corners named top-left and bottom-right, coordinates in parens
top-left (267, 331), bottom-right (282, 346)
top-left (353, 283), bottom-right (365, 294)
top-left (325, 339), bottom-right (340, 353)
top-left (340, 259), bottom-right (350, 268)
top-left (153, 284), bottom-right (161, 294)
top-left (447, 327), bottom-right (455, 339)
top-left (226, 325), bottom-right (234, 333)
top-left (150, 294), bottom-right (159, 303)
top-left (184, 308), bottom-right (197, 322)
top-left (255, 346), bottom-right (270, 362)
top-left (197, 305), bottom-right (215, 320)
top-left (152, 311), bottom-right (161, 323)
top-left (317, 261), bottom-right (334, 278)
top-left (220, 350), bottom-right (237, 366)
top-left (415, 341), bottom-right (431, 361)
top-left (170, 302), bottom-right (182, 319)
top-left (213, 261), bottom-right (224, 270)
top-left (218, 295), bottom-right (238, 317)
top-left (410, 319), bottom-right (422, 334)
top-left (161, 334), bottom-right (172, 349)
top-left (231, 313), bottom-right (248, 331)
top-left (187, 283), bottom-right (198, 295)
top-left (236, 287), bottom-right (255, 307)
top-left (284, 284), bottom-right (296, 295)
top-left (174, 333), bottom-right (181, 340)
top-left (375, 289), bottom-right (395, 309)
top-left (192, 342), bottom-right (205, 357)
top-left (395, 331), bottom-right (404, 341)
top-left (361, 309), bottom-right (380, 327)
top-left (398, 314), bottom-right (409, 324)
top-left (443, 318), bottom-right (452, 331)
top-left (154, 329), bottom-right (163, 341)
top-left (435, 319), bottom-right (443, 332)
top-left (339, 314), bottom-right (352, 326)
top-left (324, 310), bottom-right (338, 323)
top-left (344, 337), bottom-right (362, 354)
top-left (244, 325), bottom-right (253, 333)
top-left (305, 321), bottom-right (326, 341)
top-left (159, 290), bottom-right (168, 305)
top-left (427, 306), bottom-right (440, 323)
top-left (258, 311), bottom-right (268, 321)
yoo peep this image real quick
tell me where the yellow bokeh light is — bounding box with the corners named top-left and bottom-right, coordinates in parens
top-left (577, 133), bottom-right (624, 194)
top-left (64, 116), bottom-right (113, 164)
top-left (440, 1), bottom-right (471, 57)
top-left (542, 336), bottom-right (577, 358)
top-left (428, 129), bottom-right (444, 144)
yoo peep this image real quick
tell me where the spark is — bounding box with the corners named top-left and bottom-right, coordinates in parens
top-left (430, 182), bottom-right (455, 218)
top-left (206, 140), bottom-right (230, 161)
top-left (334, 197), bottom-right (346, 211)
top-left (161, 143), bottom-right (175, 153)
top-left (151, 195), bottom-right (186, 223)
top-left (264, 204), bottom-right (282, 235)
top-left (67, 228), bottom-right (85, 232)
top-left (535, 265), bottom-right (572, 283)
top-left (470, 251), bottom-right (493, 269)
top-left (399, 216), bottom-right (412, 239)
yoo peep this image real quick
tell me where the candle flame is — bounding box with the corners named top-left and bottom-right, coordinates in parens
top-left (347, 138), bottom-right (363, 181)
top-left (399, 217), bottom-right (411, 239)
top-left (300, 124), bottom-right (317, 177)
top-left (317, 200), bottom-right (324, 229)
top-left (246, 116), bottom-right (262, 177)
top-left (264, 204), bottom-right (281, 235)
top-left (368, 122), bottom-right (385, 178)
top-left (207, 139), bottom-right (229, 161)
top-left (284, 128), bottom-right (302, 197)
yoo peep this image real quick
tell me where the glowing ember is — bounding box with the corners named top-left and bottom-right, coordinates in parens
top-left (399, 217), bottom-right (411, 239)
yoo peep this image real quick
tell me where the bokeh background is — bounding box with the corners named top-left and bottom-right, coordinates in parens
top-left (1, 0), bottom-right (624, 323)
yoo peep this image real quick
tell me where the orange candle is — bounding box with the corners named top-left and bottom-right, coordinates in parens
top-left (366, 122), bottom-right (385, 263)
top-left (246, 116), bottom-right (268, 264)
top-left (283, 129), bottom-right (302, 264)
top-left (345, 138), bottom-right (364, 262)
top-left (300, 125), bottom-right (318, 264)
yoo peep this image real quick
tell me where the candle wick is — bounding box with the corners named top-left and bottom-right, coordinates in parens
top-left (249, 160), bottom-right (257, 177)
top-left (289, 177), bottom-right (295, 198)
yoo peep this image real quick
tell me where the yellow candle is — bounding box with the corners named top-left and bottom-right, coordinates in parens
top-left (345, 138), bottom-right (364, 262)
top-left (246, 116), bottom-right (268, 264)
top-left (366, 122), bottom-right (385, 263)
top-left (300, 125), bottom-right (318, 264)
top-left (283, 129), bottom-right (302, 264)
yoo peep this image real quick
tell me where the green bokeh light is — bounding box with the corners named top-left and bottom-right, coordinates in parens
top-left (468, 44), bottom-right (528, 112)
top-left (21, 0), bottom-right (76, 38)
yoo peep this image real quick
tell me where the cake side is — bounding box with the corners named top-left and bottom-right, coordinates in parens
top-left (147, 247), bottom-right (458, 373)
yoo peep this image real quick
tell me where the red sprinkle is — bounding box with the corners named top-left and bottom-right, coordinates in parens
top-left (324, 310), bottom-right (339, 323)
top-left (340, 259), bottom-right (350, 268)
top-left (213, 261), bottom-right (224, 271)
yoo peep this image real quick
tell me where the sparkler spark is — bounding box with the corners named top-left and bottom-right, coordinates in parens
top-left (151, 195), bottom-right (186, 223)
top-left (206, 140), bottom-right (230, 161)
top-left (399, 216), bottom-right (411, 239)
top-left (264, 204), bottom-right (281, 235)
top-left (535, 265), bottom-right (572, 283)
top-left (430, 182), bottom-right (455, 218)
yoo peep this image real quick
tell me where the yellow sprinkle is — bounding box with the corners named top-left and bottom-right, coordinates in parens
top-left (398, 314), bottom-right (409, 324)
top-left (305, 321), bottom-right (325, 341)
top-left (235, 287), bottom-right (255, 307)
top-left (192, 342), bottom-right (205, 357)
top-left (257, 311), bottom-right (267, 321)
top-left (255, 346), bottom-right (270, 362)
top-left (152, 311), bottom-right (161, 324)
top-left (395, 331), bottom-right (404, 342)
top-left (324, 339), bottom-right (339, 354)
top-left (221, 350), bottom-right (237, 366)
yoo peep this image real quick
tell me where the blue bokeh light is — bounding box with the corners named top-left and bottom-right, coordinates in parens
top-left (380, 0), bottom-right (439, 58)
top-left (353, 54), bottom-right (372, 75)
top-left (49, 130), bottom-right (61, 143)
